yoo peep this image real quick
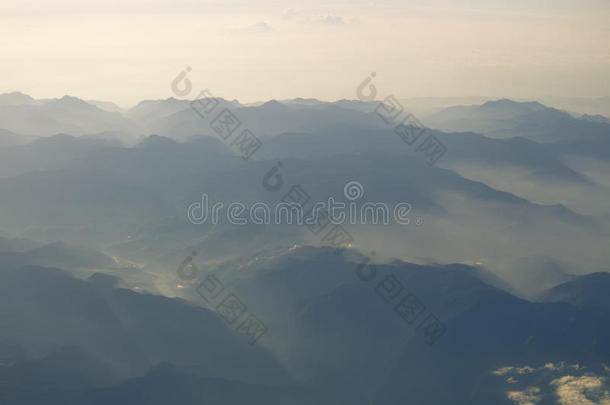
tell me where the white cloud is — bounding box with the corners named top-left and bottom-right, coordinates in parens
top-left (493, 366), bottom-right (535, 376)
top-left (551, 375), bottom-right (610, 405)
top-left (507, 386), bottom-right (542, 405)
top-left (490, 363), bottom-right (610, 405)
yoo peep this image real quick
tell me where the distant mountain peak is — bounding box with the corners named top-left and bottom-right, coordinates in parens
top-left (136, 134), bottom-right (179, 149)
top-left (0, 91), bottom-right (35, 106)
top-left (580, 113), bottom-right (610, 124)
top-left (483, 98), bottom-right (517, 106)
top-left (291, 97), bottom-right (323, 104)
top-left (482, 98), bottom-right (546, 110)
top-left (132, 98), bottom-right (182, 108)
top-left (260, 99), bottom-right (287, 110)
top-left (45, 95), bottom-right (95, 110)
top-left (32, 133), bottom-right (78, 145)
top-left (541, 271), bottom-right (610, 311)
top-left (2, 91), bottom-right (33, 98)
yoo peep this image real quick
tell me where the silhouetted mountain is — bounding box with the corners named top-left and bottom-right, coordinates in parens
top-left (277, 97), bottom-right (326, 107)
top-left (0, 238), bottom-right (115, 269)
top-left (540, 272), bottom-right (610, 312)
top-left (541, 95), bottom-right (610, 117)
top-left (0, 96), bottom-right (139, 136)
top-left (427, 99), bottom-right (610, 143)
top-left (580, 113), bottom-right (610, 124)
top-left (0, 129), bottom-right (37, 148)
top-left (126, 97), bottom-right (194, 124)
top-left (0, 264), bottom-right (289, 383)
top-left (167, 246), bottom-right (610, 404)
top-left (81, 363), bottom-right (318, 405)
top-left (257, 127), bottom-right (590, 185)
top-left (80, 131), bottom-right (138, 146)
top-left (0, 91), bottom-right (35, 106)
top-left (427, 99), bottom-right (545, 132)
top-left (0, 346), bottom-right (118, 404)
top-left (1, 246), bottom-right (608, 404)
top-left (0, 91), bottom-right (609, 404)
top-left (143, 99), bottom-right (385, 140)
top-left (86, 100), bottom-right (125, 113)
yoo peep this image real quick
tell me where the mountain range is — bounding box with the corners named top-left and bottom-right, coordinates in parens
top-left (0, 91), bottom-right (608, 404)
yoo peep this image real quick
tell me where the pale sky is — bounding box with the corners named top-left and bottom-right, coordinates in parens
top-left (1, 0), bottom-right (609, 107)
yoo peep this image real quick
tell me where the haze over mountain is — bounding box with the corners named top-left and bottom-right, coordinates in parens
top-left (3, 0), bottom-right (609, 401)
top-left (0, 91), bottom-right (609, 404)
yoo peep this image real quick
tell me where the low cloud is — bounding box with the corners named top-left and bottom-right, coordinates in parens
top-left (507, 387), bottom-right (542, 405)
top-left (493, 366), bottom-right (535, 376)
top-left (282, 10), bottom-right (352, 26)
top-left (246, 22), bottom-right (273, 33)
top-left (315, 15), bottom-right (344, 25)
top-left (551, 375), bottom-right (610, 405)
top-left (488, 363), bottom-right (610, 405)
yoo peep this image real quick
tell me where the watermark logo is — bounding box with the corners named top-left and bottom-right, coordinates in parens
top-left (344, 180), bottom-right (364, 200)
top-left (353, 253), bottom-right (447, 346)
top-left (356, 73), bottom-right (448, 166)
top-left (187, 181), bottom-right (422, 227)
top-left (175, 250), bottom-right (268, 345)
top-left (170, 67), bottom-right (262, 160)
top-left (171, 66), bottom-right (193, 97)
